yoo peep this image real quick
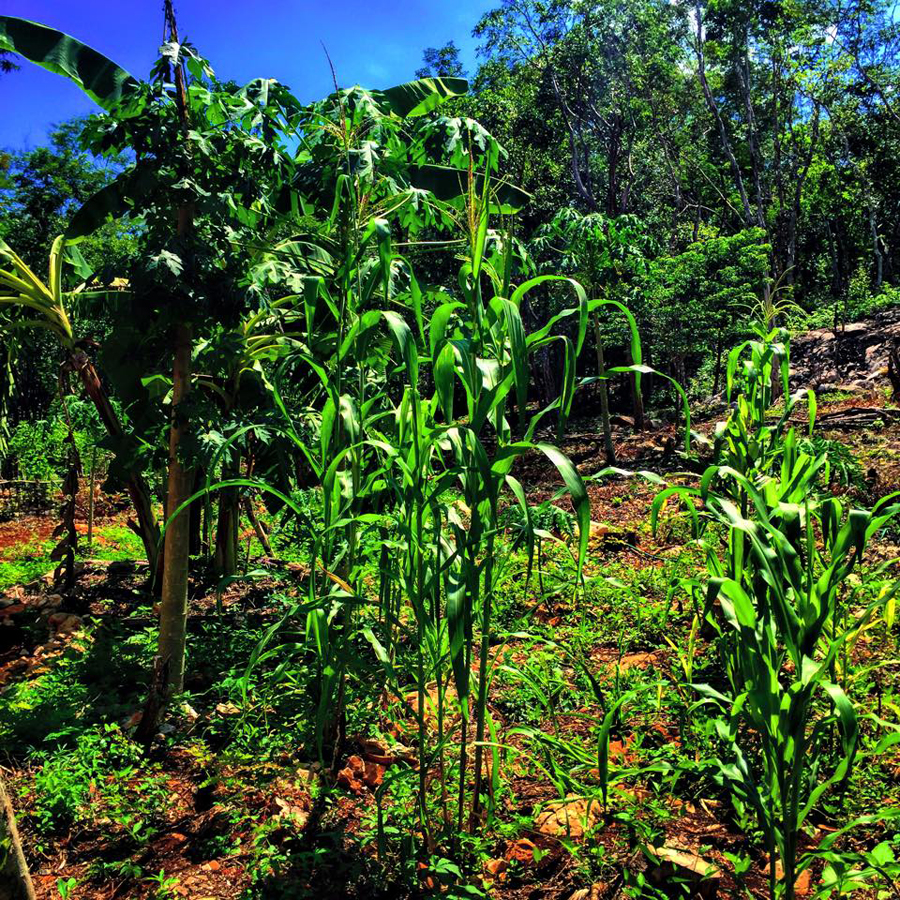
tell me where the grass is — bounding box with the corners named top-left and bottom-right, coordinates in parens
top-left (0, 538), bottom-right (55, 590)
top-left (0, 519), bottom-right (147, 591)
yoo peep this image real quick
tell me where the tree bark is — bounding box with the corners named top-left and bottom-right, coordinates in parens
top-left (693, 0), bottom-right (754, 228)
top-left (871, 205), bottom-right (884, 288)
top-left (157, 321), bottom-right (193, 693)
top-left (244, 495), bottom-right (273, 556)
top-left (631, 370), bottom-right (645, 432)
top-left (189, 468), bottom-right (203, 556)
top-left (213, 470), bottom-right (240, 579)
top-left (156, 0), bottom-right (195, 696)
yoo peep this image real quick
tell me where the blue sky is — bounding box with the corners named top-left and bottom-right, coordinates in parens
top-left (0, 0), bottom-right (492, 149)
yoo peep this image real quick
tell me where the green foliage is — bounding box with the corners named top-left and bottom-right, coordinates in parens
top-left (6, 395), bottom-right (106, 482)
top-left (799, 435), bottom-right (866, 490)
top-left (5, 7), bottom-right (900, 898)
top-left (416, 42), bottom-right (466, 80)
top-left (0, 538), bottom-right (54, 589)
top-left (0, 118), bottom-right (127, 272)
top-left (643, 230), bottom-right (771, 369)
top-left (0, 622), bottom-right (156, 752)
top-left (28, 724), bottom-right (167, 836)
top-left (663, 327), bottom-right (900, 899)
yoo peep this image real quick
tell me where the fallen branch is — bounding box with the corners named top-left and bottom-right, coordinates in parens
top-left (0, 774), bottom-right (36, 900)
top-left (789, 407), bottom-right (900, 429)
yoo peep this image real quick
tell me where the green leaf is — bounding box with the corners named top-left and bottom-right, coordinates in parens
top-left (498, 298), bottom-right (528, 429)
top-left (434, 342), bottom-right (456, 423)
top-left (598, 689), bottom-right (639, 808)
top-left (66, 163), bottom-right (157, 242)
top-left (0, 16), bottom-right (138, 110)
top-left (374, 76), bottom-right (468, 117)
top-left (534, 442), bottom-right (590, 583)
top-left (409, 165), bottom-right (530, 214)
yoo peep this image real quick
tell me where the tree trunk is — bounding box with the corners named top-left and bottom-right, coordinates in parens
top-left (189, 468), bottom-right (203, 557)
top-left (712, 332), bottom-right (724, 397)
top-left (157, 321), bottom-right (193, 694)
top-left (67, 350), bottom-right (160, 572)
top-left (593, 314), bottom-right (615, 463)
top-left (0, 777), bottom-right (36, 900)
top-left (631, 370), bottom-right (645, 432)
top-left (213, 456), bottom-right (240, 578)
top-left (244, 495), bottom-right (273, 556)
top-left (156, 0), bottom-right (195, 697)
top-left (871, 205), bottom-right (884, 288)
top-left (693, 0), bottom-right (754, 228)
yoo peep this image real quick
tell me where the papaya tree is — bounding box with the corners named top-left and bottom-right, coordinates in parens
top-left (0, 13), bottom-right (298, 693)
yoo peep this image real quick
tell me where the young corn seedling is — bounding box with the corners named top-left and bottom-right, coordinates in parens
top-left (692, 477), bottom-right (900, 899)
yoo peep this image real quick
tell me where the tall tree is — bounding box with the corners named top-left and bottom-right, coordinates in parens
top-left (416, 41), bottom-right (466, 79)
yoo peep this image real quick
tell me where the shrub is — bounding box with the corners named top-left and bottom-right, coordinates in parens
top-left (29, 724), bottom-right (167, 838)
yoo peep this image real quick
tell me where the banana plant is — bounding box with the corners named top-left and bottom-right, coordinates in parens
top-left (0, 236), bottom-right (161, 572)
top-left (0, 16), bottom-right (138, 110)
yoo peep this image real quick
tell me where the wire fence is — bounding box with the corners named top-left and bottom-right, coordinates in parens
top-left (0, 480), bottom-right (54, 517)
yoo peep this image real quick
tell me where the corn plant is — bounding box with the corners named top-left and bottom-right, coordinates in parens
top-left (715, 323), bottom-right (816, 492)
top-left (651, 325), bottom-right (900, 898)
top-left (691, 472), bottom-right (900, 900)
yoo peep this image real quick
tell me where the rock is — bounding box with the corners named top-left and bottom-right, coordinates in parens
top-left (569, 887), bottom-right (607, 900)
top-left (505, 838), bottom-right (539, 864)
top-left (644, 845), bottom-right (721, 899)
top-left (611, 414), bottom-right (635, 428)
top-left (789, 308), bottom-right (900, 391)
top-left (337, 756), bottom-right (366, 794)
top-left (534, 796), bottom-right (602, 838)
top-left (47, 612), bottom-right (81, 633)
top-left (0, 604), bottom-right (25, 618)
top-left (357, 736), bottom-right (416, 766)
top-left (38, 594), bottom-right (63, 610)
top-left (274, 797), bottom-right (309, 828)
top-left (336, 755), bottom-right (384, 794)
top-left (363, 760), bottom-right (385, 789)
top-left (484, 858), bottom-right (507, 878)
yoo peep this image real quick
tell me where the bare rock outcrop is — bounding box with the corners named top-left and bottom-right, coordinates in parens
top-left (789, 306), bottom-right (900, 392)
